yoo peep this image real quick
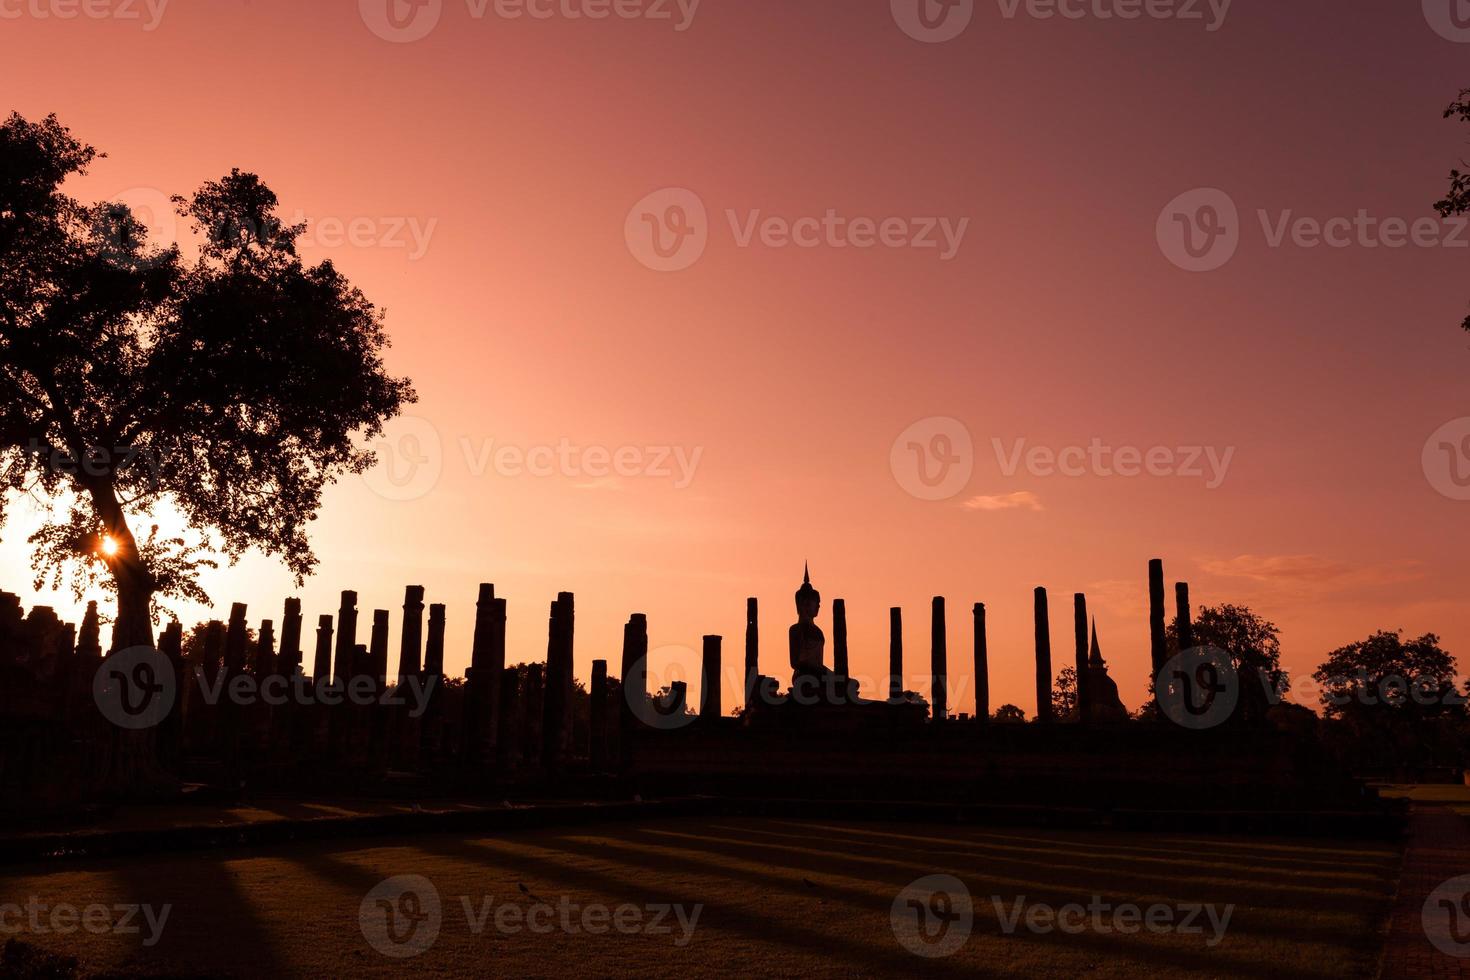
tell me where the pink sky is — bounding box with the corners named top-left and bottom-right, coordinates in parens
top-left (3, 0), bottom-right (1470, 716)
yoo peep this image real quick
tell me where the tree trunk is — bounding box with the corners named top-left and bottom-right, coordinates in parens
top-left (88, 483), bottom-right (171, 798)
top-left (88, 483), bottom-right (155, 651)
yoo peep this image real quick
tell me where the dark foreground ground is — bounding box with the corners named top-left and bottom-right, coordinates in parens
top-left (0, 813), bottom-right (1402, 979)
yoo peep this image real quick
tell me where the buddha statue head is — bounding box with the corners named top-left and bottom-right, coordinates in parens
top-left (794, 563), bottom-right (821, 623)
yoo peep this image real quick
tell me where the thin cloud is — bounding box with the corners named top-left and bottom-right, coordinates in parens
top-left (962, 491), bottom-right (1043, 512)
top-left (1199, 554), bottom-right (1424, 588)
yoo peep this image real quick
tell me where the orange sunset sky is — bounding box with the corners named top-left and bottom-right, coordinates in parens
top-left (3, 0), bottom-right (1470, 717)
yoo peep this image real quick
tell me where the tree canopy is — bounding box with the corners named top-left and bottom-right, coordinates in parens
top-left (0, 113), bottom-right (415, 647)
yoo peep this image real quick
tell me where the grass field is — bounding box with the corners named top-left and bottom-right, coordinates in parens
top-left (0, 816), bottom-right (1401, 979)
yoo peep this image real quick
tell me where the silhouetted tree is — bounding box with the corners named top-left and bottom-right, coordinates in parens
top-left (1313, 631), bottom-right (1459, 719)
top-left (993, 703), bottom-right (1026, 723)
top-left (1051, 667), bottom-right (1078, 722)
top-left (1167, 603), bottom-right (1289, 697)
top-left (1313, 630), bottom-right (1465, 772)
top-left (0, 114), bottom-right (414, 648)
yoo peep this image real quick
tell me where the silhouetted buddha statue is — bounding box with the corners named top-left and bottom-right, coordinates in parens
top-left (789, 564), bottom-right (825, 677)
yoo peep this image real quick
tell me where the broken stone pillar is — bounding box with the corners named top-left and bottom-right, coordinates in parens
top-left (420, 603), bottom-right (446, 768)
top-left (973, 602), bottom-right (989, 722)
top-left (832, 599), bottom-right (849, 678)
top-left (76, 601), bottom-right (102, 661)
top-left (334, 591), bottom-right (358, 686)
top-left (202, 620), bottom-right (225, 690)
top-left (619, 613), bottom-right (648, 770)
top-left (463, 584), bottom-right (504, 767)
top-left (158, 621), bottom-right (185, 772)
top-left (312, 615), bottom-right (333, 683)
top-left (1175, 582), bottom-right (1194, 652)
top-left (369, 610), bottom-right (390, 689)
top-left (279, 598), bottom-right (303, 677)
top-left (1148, 559), bottom-right (1167, 679)
top-left (224, 603), bottom-right (249, 677)
top-left (1034, 587), bottom-right (1052, 723)
top-left (1073, 593), bottom-right (1089, 721)
top-left (399, 585), bottom-right (425, 684)
top-left (744, 598), bottom-right (759, 712)
top-left (590, 658), bottom-right (609, 772)
top-left (931, 597), bottom-right (948, 721)
top-left (255, 619), bottom-right (276, 678)
top-left (541, 594), bottom-right (574, 772)
top-left (888, 607), bottom-right (903, 702)
top-left (701, 635), bottom-right (722, 722)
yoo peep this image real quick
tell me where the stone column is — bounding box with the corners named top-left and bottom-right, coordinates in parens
top-left (700, 635), bottom-right (722, 722)
top-left (1034, 587), bottom-right (1052, 723)
top-left (541, 594), bottom-right (574, 772)
top-left (158, 621), bottom-right (185, 773)
top-left (464, 584), bottom-right (503, 767)
top-left (224, 603), bottom-right (249, 677)
top-left (334, 591), bottom-right (358, 687)
top-left (931, 597), bottom-right (948, 721)
top-left (1073, 593), bottom-right (1089, 721)
top-left (973, 602), bottom-right (989, 722)
top-left (888, 607), bottom-right (903, 702)
top-left (619, 614), bottom-right (648, 770)
top-left (420, 603), bottom-right (446, 768)
top-left (369, 610), bottom-right (390, 689)
top-left (255, 619), bottom-right (276, 678)
top-left (832, 599), bottom-right (849, 677)
top-left (1149, 558), bottom-right (1167, 680)
top-left (1175, 582), bottom-right (1194, 652)
top-left (77, 601), bottom-right (102, 661)
top-left (312, 615), bottom-right (333, 684)
top-left (590, 659), bottom-right (609, 772)
top-left (202, 620), bottom-right (225, 690)
top-left (399, 586), bottom-right (425, 684)
top-left (279, 598), bottom-right (303, 678)
top-left (744, 598), bottom-right (759, 712)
